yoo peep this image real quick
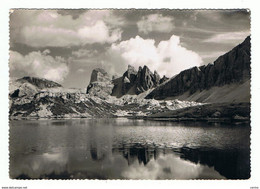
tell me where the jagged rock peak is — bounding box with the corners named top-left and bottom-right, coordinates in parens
top-left (154, 70), bottom-right (159, 75)
top-left (153, 70), bottom-right (161, 85)
top-left (143, 65), bottom-right (149, 70)
top-left (127, 65), bottom-right (137, 72)
top-left (17, 76), bottom-right (62, 89)
top-left (122, 65), bottom-right (138, 85)
top-left (135, 65), bottom-right (160, 92)
top-left (90, 68), bottom-right (111, 83)
top-left (87, 68), bottom-right (114, 99)
top-left (128, 65), bottom-right (161, 94)
top-left (123, 65), bottom-right (137, 79)
top-left (111, 64), bottom-right (164, 97)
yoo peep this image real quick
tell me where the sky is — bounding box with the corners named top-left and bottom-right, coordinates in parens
top-left (9, 9), bottom-right (250, 89)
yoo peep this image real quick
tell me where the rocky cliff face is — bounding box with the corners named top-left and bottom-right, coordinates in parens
top-left (89, 68), bottom-right (111, 83)
top-left (146, 36), bottom-right (251, 100)
top-left (112, 65), bottom-right (167, 97)
top-left (86, 68), bottom-right (114, 99)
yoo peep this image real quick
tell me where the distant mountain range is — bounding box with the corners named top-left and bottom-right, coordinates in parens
top-left (9, 36), bottom-right (251, 120)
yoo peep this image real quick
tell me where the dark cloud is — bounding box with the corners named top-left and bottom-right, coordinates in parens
top-left (57, 9), bottom-right (87, 19)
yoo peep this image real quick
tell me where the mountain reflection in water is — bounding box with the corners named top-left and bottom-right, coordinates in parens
top-left (9, 118), bottom-right (250, 179)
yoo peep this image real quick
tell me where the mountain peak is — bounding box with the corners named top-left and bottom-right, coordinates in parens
top-left (86, 68), bottom-right (113, 99)
top-left (111, 65), bottom-right (164, 97)
top-left (17, 76), bottom-right (62, 89)
top-left (89, 68), bottom-right (110, 83)
top-left (127, 65), bottom-right (136, 72)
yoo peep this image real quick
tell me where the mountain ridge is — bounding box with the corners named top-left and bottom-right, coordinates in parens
top-left (145, 36), bottom-right (250, 101)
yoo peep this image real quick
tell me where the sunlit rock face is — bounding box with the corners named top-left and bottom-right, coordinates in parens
top-left (9, 76), bottom-right (62, 98)
top-left (112, 65), bottom-right (167, 97)
top-left (17, 76), bottom-right (62, 89)
top-left (86, 68), bottom-right (114, 99)
top-left (146, 36), bottom-right (251, 100)
top-left (89, 68), bottom-right (111, 83)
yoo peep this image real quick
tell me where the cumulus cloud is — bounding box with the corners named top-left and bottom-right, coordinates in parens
top-left (10, 10), bottom-right (122, 47)
top-left (137, 14), bottom-right (174, 34)
top-left (10, 50), bottom-right (69, 82)
top-left (203, 31), bottom-right (250, 44)
top-left (107, 35), bottom-right (202, 77)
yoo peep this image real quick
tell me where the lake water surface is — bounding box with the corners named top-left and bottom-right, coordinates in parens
top-left (9, 118), bottom-right (250, 179)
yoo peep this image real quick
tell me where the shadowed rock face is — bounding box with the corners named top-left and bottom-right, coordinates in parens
top-left (121, 65), bottom-right (138, 95)
top-left (112, 65), bottom-right (167, 97)
top-left (86, 68), bottom-right (114, 99)
top-left (146, 36), bottom-right (251, 100)
top-left (136, 66), bottom-right (160, 93)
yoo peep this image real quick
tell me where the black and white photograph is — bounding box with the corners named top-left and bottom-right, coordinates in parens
top-left (8, 9), bottom-right (251, 180)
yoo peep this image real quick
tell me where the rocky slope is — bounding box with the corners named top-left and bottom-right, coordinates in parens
top-left (9, 77), bottom-right (202, 119)
top-left (146, 36), bottom-right (251, 102)
top-left (9, 76), bottom-right (119, 119)
top-left (9, 92), bottom-right (119, 119)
